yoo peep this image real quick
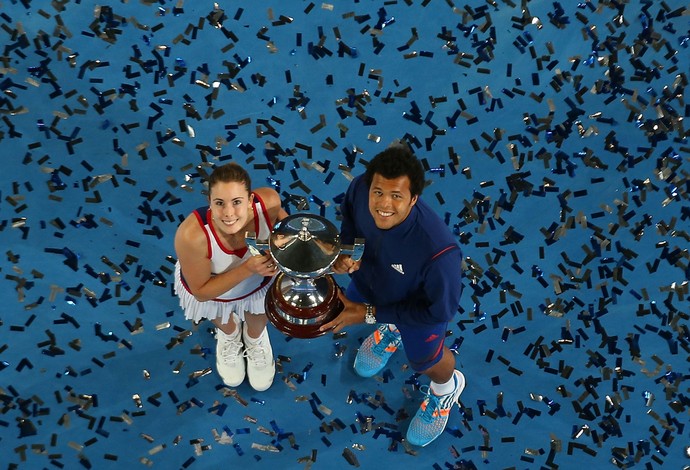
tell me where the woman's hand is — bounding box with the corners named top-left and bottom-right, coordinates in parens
top-left (244, 253), bottom-right (279, 277)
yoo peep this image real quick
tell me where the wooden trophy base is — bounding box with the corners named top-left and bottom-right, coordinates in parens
top-left (265, 273), bottom-right (343, 338)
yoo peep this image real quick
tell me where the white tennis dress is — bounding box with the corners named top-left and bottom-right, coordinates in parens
top-left (174, 192), bottom-right (274, 324)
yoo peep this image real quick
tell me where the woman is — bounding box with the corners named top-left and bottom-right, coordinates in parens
top-left (174, 162), bottom-right (287, 391)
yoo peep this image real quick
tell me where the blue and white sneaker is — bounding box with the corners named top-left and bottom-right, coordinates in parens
top-left (353, 324), bottom-right (401, 377)
top-left (406, 370), bottom-right (466, 447)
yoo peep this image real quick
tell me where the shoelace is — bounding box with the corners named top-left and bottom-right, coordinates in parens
top-left (417, 386), bottom-right (441, 423)
top-left (372, 328), bottom-right (400, 354)
top-left (245, 343), bottom-right (269, 367)
top-left (219, 338), bottom-right (243, 364)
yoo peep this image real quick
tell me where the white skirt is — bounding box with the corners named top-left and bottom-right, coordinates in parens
top-left (174, 262), bottom-right (270, 324)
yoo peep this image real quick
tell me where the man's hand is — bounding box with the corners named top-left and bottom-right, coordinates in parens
top-left (332, 254), bottom-right (361, 274)
top-left (319, 289), bottom-right (366, 334)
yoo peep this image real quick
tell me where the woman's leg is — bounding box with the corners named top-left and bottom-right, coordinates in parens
top-left (242, 312), bottom-right (275, 392)
top-left (212, 314), bottom-right (240, 335)
top-left (243, 312), bottom-right (268, 338)
top-left (212, 312), bottom-right (245, 387)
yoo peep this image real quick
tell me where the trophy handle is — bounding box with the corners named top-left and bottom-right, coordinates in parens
top-left (340, 237), bottom-right (365, 262)
top-left (245, 232), bottom-right (270, 256)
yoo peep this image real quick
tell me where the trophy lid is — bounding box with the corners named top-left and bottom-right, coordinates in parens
top-left (269, 213), bottom-right (341, 278)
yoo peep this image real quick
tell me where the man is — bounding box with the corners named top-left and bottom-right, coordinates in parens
top-left (320, 143), bottom-right (465, 447)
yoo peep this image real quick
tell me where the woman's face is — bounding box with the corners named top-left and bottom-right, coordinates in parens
top-left (208, 180), bottom-right (252, 236)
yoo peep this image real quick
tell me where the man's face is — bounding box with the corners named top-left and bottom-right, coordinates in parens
top-left (368, 173), bottom-right (418, 230)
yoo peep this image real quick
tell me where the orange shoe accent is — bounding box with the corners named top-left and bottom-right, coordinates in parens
top-left (374, 328), bottom-right (399, 352)
top-left (373, 328), bottom-right (383, 344)
top-left (419, 395), bottom-right (451, 417)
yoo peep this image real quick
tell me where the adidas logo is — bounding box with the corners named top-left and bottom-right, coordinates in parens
top-left (391, 263), bottom-right (404, 274)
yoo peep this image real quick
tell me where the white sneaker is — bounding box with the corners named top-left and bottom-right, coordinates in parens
top-left (243, 323), bottom-right (275, 391)
top-left (215, 327), bottom-right (245, 387)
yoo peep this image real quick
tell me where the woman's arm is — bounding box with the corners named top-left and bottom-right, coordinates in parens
top-left (174, 213), bottom-right (272, 302)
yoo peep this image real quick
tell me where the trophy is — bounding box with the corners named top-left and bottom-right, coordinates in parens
top-left (246, 213), bottom-right (364, 338)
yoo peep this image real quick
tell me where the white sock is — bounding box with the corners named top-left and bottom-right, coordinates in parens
top-left (218, 323), bottom-right (240, 340)
top-left (430, 373), bottom-right (457, 396)
top-left (243, 323), bottom-right (266, 343)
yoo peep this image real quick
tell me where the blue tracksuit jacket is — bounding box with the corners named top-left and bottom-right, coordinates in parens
top-left (339, 174), bottom-right (463, 327)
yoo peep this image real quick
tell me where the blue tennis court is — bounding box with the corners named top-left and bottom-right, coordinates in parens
top-left (1, 1), bottom-right (688, 468)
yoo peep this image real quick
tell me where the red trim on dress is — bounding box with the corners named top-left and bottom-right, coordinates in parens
top-left (252, 191), bottom-right (274, 232)
top-left (193, 210), bottom-right (212, 259)
top-left (179, 272), bottom-right (271, 302)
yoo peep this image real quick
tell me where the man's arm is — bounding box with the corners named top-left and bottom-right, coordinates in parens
top-left (322, 245), bottom-right (463, 333)
top-left (338, 176), bottom-right (360, 245)
top-left (332, 176), bottom-right (361, 274)
top-left (375, 245), bottom-right (463, 326)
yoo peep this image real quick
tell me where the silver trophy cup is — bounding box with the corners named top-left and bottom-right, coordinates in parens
top-left (246, 213), bottom-right (364, 338)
